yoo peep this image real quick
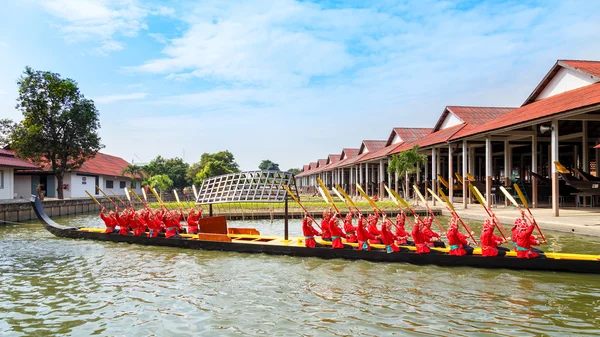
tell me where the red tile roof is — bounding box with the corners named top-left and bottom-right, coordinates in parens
top-left (327, 154), bottom-right (340, 164)
top-left (524, 60), bottom-right (600, 105)
top-left (302, 165), bottom-right (309, 172)
top-left (0, 150), bottom-right (40, 169)
top-left (454, 82), bottom-right (600, 140)
top-left (19, 152), bottom-right (134, 177)
top-left (433, 106), bottom-right (514, 131)
top-left (393, 124), bottom-right (466, 153)
top-left (341, 148), bottom-right (359, 160)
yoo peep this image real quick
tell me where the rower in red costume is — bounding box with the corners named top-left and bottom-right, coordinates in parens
top-left (146, 212), bottom-right (161, 238)
top-left (356, 215), bottom-right (377, 251)
top-left (380, 218), bottom-right (400, 253)
top-left (165, 212), bottom-right (183, 238)
top-left (100, 208), bottom-right (118, 234)
top-left (115, 209), bottom-right (131, 235)
top-left (445, 216), bottom-right (474, 256)
top-left (411, 216), bottom-right (430, 254)
top-left (480, 218), bottom-right (508, 257)
top-left (420, 217), bottom-right (446, 248)
top-left (367, 215), bottom-right (382, 244)
top-left (343, 213), bottom-right (358, 243)
top-left (187, 208), bottom-right (201, 234)
top-left (394, 213), bottom-right (412, 246)
top-left (302, 215), bottom-right (321, 248)
top-left (515, 217), bottom-right (545, 259)
top-left (132, 212), bottom-right (146, 236)
top-left (320, 211), bottom-right (332, 241)
top-left (329, 217), bottom-right (347, 249)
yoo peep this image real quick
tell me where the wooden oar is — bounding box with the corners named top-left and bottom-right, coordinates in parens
top-left (413, 185), bottom-right (445, 233)
top-left (384, 184), bottom-right (414, 229)
top-left (454, 173), bottom-right (464, 185)
top-left (332, 186), bottom-right (356, 216)
top-left (386, 185), bottom-right (418, 228)
top-left (150, 187), bottom-right (169, 212)
top-left (173, 190), bottom-right (188, 221)
top-left (282, 184), bottom-right (322, 230)
top-left (128, 188), bottom-right (152, 211)
top-left (335, 184), bottom-right (363, 216)
top-left (430, 188), bottom-right (479, 245)
top-left (192, 185), bottom-right (199, 202)
top-left (85, 190), bottom-right (106, 210)
top-left (124, 188), bottom-right (134, 208)
top-left (317, 177), bottom-right (340, 214)
top-left (141, 188), bottom-right (149, 204)
top-left (108, 189), bottom-right (129, 209)
top-left (95, 185), bottom-right (120, 211)
top-left (468, 184), bottom-right (509, 239)
top-left (505, 185), bottom-right (547, 243)
top-left (355, 183), bottom-right (396, 228)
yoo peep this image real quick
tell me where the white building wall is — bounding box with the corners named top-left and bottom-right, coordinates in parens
top-left (391, 133), bottom-right (403, 144)
top-left (14, 175), bottom-right (31, 200)
top-left (439, 112), bottom-right (463, 130)
top-left (537, 67), bottom-right (597, 101)
top-left (0, 167), bottom-right (14, 200)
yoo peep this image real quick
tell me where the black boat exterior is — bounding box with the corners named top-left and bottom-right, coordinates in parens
top-left (31, 196), bottom-right (600, 274)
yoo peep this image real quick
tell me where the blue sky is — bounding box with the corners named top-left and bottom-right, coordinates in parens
top-left (1, 0), bottom-right (600, 170)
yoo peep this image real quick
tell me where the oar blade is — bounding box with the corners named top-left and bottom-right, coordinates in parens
top-left (513, 184), bottom-right (530, 209)
top-left (499, 186), bottom-right (519, 207)
top-left (384, 185), bottom-right (399, 205)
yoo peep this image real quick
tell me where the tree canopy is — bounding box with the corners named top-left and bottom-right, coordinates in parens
top-left (287, 168), bottom-right (301, 175)
top-left (259, 159), bottom-right (280, 171)
top-left (387, 145), bottom-right (426, 197)
top-left (9, 66), bottom-right (103, 199)
top-left (148, 174), bottom-right (173, 192)
top-left (144, 156), bottom-right (189, 189)
top-left (187, 150), bottom-right (240, 184)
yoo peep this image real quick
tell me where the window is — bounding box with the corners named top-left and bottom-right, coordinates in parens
top-left (0, 170), bottom-right (3, 189)
top-left (131, 180), bottom-right (137, 188)
top-left (106, 180), bottom-right (114, 189)
top-left (120, 181), bottom-right (126, 189)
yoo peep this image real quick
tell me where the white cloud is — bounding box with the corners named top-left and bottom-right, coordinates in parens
top-left (95, 92), bottom-right (148, 103)
top-left (39, 0), bottom-right (173, 54)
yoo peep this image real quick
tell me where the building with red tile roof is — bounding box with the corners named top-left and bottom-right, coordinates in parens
top-left (0, 149), bottom-right (39, 200)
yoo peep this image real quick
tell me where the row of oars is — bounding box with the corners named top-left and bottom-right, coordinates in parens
top-left (283, 179), bottom-right (545, 246)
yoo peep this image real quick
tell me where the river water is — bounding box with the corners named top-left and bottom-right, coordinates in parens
top-left (1, 214), bottom-right (600, 336)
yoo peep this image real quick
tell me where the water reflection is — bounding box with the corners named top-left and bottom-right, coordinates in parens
top-left (0, 216), bottom-right (600, 336)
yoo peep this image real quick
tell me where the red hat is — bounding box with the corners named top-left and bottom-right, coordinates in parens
top-left (449, 217), bottom-right (458, 229)
top-left (483, 218), bottom-right (493, 230)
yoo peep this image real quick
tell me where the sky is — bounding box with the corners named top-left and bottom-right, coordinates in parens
top-left (1, 0), bottom-right (600, 171)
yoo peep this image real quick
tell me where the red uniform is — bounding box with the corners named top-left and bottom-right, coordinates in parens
top-left (446, 218), bottom-right (469, 256)
top-left (381, 223), bottom-right (400, 253)
top-left (132, 214), bottom-right (146, 236)
top-left (394, 214), bottom-right (411, 245)
top-left (100, 211), bottom-right (117, 234)
top-left (321, 215), bottom-right (332, 241)
top-left (165, 214), bottom-right (183, 238)
top-left (116, 211), bottom-right (130, 235)
top-left (357, 218), bottom-right (377, 251)
top-left (421, 225), bottom-right (441, 246)
top-left (412, 224), bottom-right (430, 254)
top-left (480, 219), bottom-right (504, 257)
top-left (302, 217), bottom-right (320, 248)
top-left (329, 220), bottom-right (347, 249)
top-left (343, 216), bottom-right (358, 243)
top-left (146, 214), bottom-right (161, 238)
top-left (516, 221), bottom-right (541, 258)
top-left (367, 216), bottom-right (381, 244)
top-left (187, 210), bottom-right (201, 234)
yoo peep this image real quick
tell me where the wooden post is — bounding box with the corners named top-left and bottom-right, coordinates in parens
top-left (462, 140), bottom-right (468, 209)
top-left (504, 139), bottom-right (510, 207)
top-left (583, 121), bottom-right (588, 171)
top-left (448, 144), bottom-right (454, 204)
top-left (551, 119), bottom-right (559, 216)
top-left (531, 126), bottom-right (538, 208)
top-left (486, 136), bottom-right (492, 206)
top-left (432, 147), bottom-right (437, 206)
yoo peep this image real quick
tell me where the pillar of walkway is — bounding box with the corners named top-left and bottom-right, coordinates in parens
top-left (485, 136), bottom-right (492, 206)
top-left (551, 119), bottom-right (560, 217)
top-left (531, 126), bottom-right (538, 208)
top-left (462, 140), bottom-right (468, 209)
top-left (424, 156), bottom-right (429, 199)
top-left (504, 139), bottom-right (510, 206)
top-left (432, 147), bottom-right (437, 206)
top-left (394, 172), bottom-right (399, 194)
top-left (379, 158), bottom-right (385, 199)
top-left (359, 163), bottom-right (363, 197)
top-left (448, 144), bottom-right (454, 204)
top-left (583, 121), bottom-right (588, 172)
top-left (365, 162), bottom-right (370, 196)
top-left (387, 158), bottom-right (392, 197)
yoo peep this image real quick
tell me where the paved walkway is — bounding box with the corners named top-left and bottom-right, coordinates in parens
top-left (424, 200), bottom-right (600, 236)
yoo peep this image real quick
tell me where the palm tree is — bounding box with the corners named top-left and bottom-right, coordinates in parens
top-left (387, 145), bottom-right (426, 199)
top-left (121, 164), bottom-right (146, 189)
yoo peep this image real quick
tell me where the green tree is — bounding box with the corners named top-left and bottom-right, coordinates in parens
top-left (387, 145), bottom-right (426, 198)
top-left (144, 156), bottom-right (189, 189)
top-left (259, 159), bottom-right (280, 171)
top-left (148, 174), bottom-right (173, 192)
top-left (121, 164), bottom-right (146, 188)
top-left (287, 168), bottom-right (301, 175)
top-left (0, 119), bottom-right (15, 147)
top-left (10, 66), bottom-right (103, 199)
top-left (188, 150), bottom-right (240, 184)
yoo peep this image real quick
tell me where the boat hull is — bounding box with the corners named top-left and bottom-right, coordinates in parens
top-left (31, 196), bottom-right (600, 274)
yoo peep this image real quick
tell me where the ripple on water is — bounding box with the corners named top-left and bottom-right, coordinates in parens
top-left (2, 217), bottom-right (600, 336)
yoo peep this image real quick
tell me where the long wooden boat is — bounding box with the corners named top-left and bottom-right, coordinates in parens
top-left (31, 195), bottom-right (600, 274)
